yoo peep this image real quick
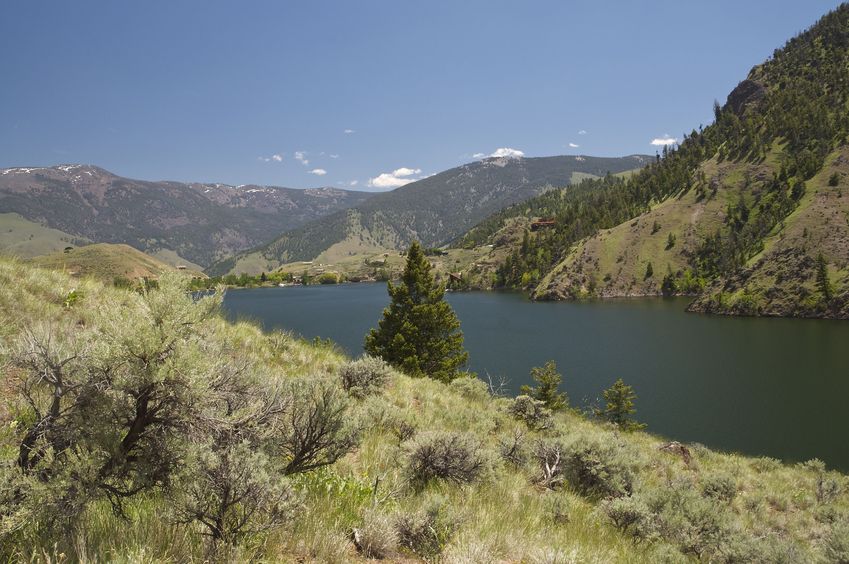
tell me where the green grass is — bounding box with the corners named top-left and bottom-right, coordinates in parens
top-left (0, 212), bottom-right (91, 258)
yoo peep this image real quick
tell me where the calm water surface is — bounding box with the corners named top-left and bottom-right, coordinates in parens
top-left (223, 284), bottom-right (849, 470)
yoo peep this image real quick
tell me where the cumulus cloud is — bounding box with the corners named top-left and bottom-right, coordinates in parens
top-left (330, 154), bottom-right (339, 159)
top-left (368, 167), bottom-right (423, 189)
top-left (349, 180), bottom-right (358, 186)
top-left (578, 130), bottom-right (587, 135)
top-left (308, 168), bottom-right (327, 176)
top-left (271, 154), bottom-right (283, 162)
top-left (258, 153), bottom-right (284, 163)
top-left (568, 143), bottom-right (579, 148)
top-left (472, 153), bottom-right (486, 159)
top-left (344, 129), bottom-right (355, 134)
top-left (651, 135), bottom-right (678, 146)
top-left (294, 151), bottom-right (309, 165)
top-left (489, 147), bottom-right (525, 158)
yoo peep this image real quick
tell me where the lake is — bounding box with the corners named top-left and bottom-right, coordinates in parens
top-left (223, 283), bottom-right (849, 470)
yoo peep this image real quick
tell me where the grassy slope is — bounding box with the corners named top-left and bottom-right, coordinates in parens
top-left (2, 259), bottom-right (848, 562)
top-left (26, 242), bottom-right (205, 282)
top-left (0, 212), bottom-right (92, 257)
top-left (534, 144), bottom-right (849, 317)
top-left (689, 147), bottom-right (849, 317)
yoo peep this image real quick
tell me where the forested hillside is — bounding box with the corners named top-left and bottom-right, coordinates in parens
top-left (209, 155), bottom-right (649, 276)
top-left (472, 5), bottom-right (849, 318)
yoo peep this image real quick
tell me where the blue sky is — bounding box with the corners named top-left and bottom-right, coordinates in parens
top-left (0, 1), bottom-right (842, 190)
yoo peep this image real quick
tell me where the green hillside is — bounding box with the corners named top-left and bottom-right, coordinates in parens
top-left (2, 258), bottom-right (849, 562)
top-left (27, 242), bottom-right (205, 283)
top-left (209, 155), bottom-right (650, 276)
top-left (470, 5), bottom-right (849, 319)
top-left (0, 212), bottom-right (91, 257)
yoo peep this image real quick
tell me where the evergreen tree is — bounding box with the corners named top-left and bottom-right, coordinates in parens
top-left (365, 241), bottom-right (468, 383)
top-left (597, 379), bottom-right (645, 431)
top-left (816, 253), bottom-right (834, 302)
top-left (520, 360), bottom-right (568, 411)
top-left (644, 262), bottom-right (654, 279)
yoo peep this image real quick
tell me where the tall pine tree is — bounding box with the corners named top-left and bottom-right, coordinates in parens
top-left (365, 241), bottom-right (468, 383)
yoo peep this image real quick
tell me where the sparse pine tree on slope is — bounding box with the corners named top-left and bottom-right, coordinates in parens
top-left (597, 378), bottom-right (646, 431)
top-left (521, 360), bottom-right (568, 411)
top-left (816, 253), bottom-right (834, 302)
top-left (365, 241), bottom-right (468, 383)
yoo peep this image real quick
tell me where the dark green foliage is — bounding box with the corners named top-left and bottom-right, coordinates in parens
top-left (597, 379), bottom-right (646, 431)
top-left (816, 253), bottom-right (834, 301)
top-left (661, 269), bottom-right (677, 297)
top-left (829, 172), bottom-right (841, 187)
top-left (520, 360), bottom-right (568, 411)
top-left (651, 221), bottom-right (661, 234)
top-left (365, 242), bottom-right (468, 383)
top-left (665, 232), bottom-right (676, 250)
top-left (644, 262), bottom-right (654, 279)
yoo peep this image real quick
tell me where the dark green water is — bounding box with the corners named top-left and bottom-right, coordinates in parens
top-left (223, 284), bottom-right (849, 470)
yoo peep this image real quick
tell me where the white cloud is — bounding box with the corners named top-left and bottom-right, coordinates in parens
top-left (490, 147), bottom-right (524, 158)
top-left (258, 153), bottom-right (284, 163)
top-left (294, 151), bottom-right (309, 165)
top-left (344, 129), bottom-right (355, 134)
top-left (472, 152), bottom-right (486, 159)
top-left (330, 154), bottom-right (339, 159)
top-left (349, 180), bottom-right (358, 186)
top-left (308, 168), bottom-right (327, 176)
top-left (568, 143), bottom-right (579, 148)
top-left (578, 130), bottom-right (587, 135)
top-left (650, 135), bottom-right (678, 146)
top-left (368, 167), bottom-right (423, 189)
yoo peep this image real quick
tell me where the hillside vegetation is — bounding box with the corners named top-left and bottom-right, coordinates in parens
top-left (2, 259), bottom-right (849, 562)
top-left (471, 5), bottom-right (849, 318)
top-left (209, 155), bottom-right (649, 276)
top-left (25, 242), bottom-right (205, 283)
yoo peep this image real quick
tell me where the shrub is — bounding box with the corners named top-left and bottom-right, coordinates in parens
top-left (406, 432), bottom-right (487, 489)
top-left (509, 395), bottom-right (553, 431)
top-left (826, 521), bottom-right (849, 563)
top-left (339, 355), bottom-right (393, 398)
top-left (353, 510), bottom-right (398, 559)
top-left (646, 484), bottom-right (732, 559)
top-left (561, 435), bottom-right (638, 498)
top-left (498, 427), bottom-right (528, 467)
top-left (278, 377), bottom-right (359, 475)
top-left (701, 473), bottom-right (737, 503)
top-left (602, 496), bottom-right (656, 541)
top-left (450, 375), bottom-right (490, 401)
top-left (533, 440), bottom-right (567, 490)
top-left (395, 496), bottom-right (458, 558)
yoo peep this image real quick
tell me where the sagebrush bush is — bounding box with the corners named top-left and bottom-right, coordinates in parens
top-left (826, 521), bottom-right (849, 563)
top-left (701, 473), bottom-right (737, 503)
top-left (395, 495), bottom-right (458, 558)
top-left (406, 432), bottom-right (488, 489)
top-left (602, 496), bottom-right (656, 541)
top-left (561, 434), bottom-right (638, 498)
top-left (339, 355), bottom-right (393, 398)
top-left (498, 427), bottom-right (528, 467)
top-left (353, 510), bottom-right (398, 559)
top-left (645, 483), bottom-right (732, 559)
top-left (509, 395), bottom-right (553, 431)
top-left (450, 374), bottom-right (490, 401)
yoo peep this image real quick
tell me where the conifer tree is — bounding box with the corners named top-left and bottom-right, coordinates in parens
top-left (365, 241), bottom-right (468, 383)
top-left (597, 379), bottom-right (645, 431)
top-left (816, 253), bottom-right (834, 302)
top-left (521, 360), bottom-right (568, 411)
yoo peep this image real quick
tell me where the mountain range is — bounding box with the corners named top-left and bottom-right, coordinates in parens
top-left (208, 154), bottom-right (650, 276)
top-left (0, 164), bottom-right (372, 268)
